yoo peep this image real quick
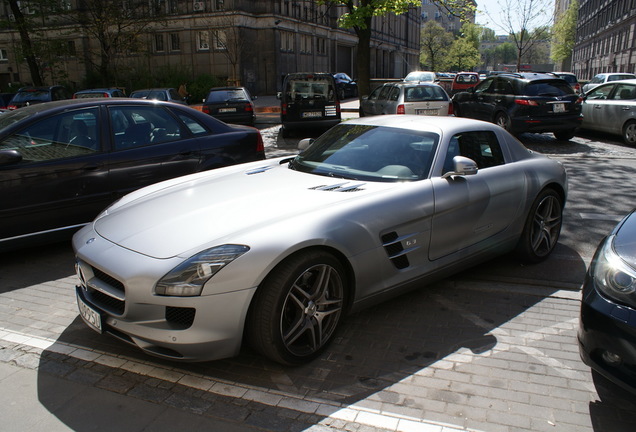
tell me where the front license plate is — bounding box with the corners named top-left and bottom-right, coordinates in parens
top-left (553, 103), bottom-right (566, 113)
top-left (416, 109), bottom-right (438, 115)
top-left (218, 107), bottom-right (236, 113)
top-left (302, 111), bottom-right (323, 118)
top-left (77, 293), bottom-right (103, 333)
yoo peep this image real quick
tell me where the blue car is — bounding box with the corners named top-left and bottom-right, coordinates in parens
top-left (73, 88), bottom-right (127, 98)
top-left (579, 209), bottom-right (636, 394)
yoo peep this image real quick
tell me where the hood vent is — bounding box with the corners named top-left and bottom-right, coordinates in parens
top-left (245, 166), bottom-right (274, 175)
top-left (310, 182), bottom-right (365, 192)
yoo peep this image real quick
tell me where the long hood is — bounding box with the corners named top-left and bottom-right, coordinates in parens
top-left (94, 161), bottom-right (389, 259)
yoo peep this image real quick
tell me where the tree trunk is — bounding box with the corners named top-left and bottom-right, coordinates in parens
top-left (8, 0), bottom-right (43, 85)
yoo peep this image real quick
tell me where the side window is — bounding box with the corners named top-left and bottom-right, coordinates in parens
top-left (178, 113), bottom-right (208, 135)
top-left (443, 131), bottom-right (505, 173)
top-left (110, 106), bottom-right (183, 150)
top-left (611, 84), bottom-right (635, 100)
top-left (473, 78), bottom-right (493, 94)
top-left (494, 79), bottom-right (514, 95)
top-left (0, 108), bottom-right (99, 162)
top-left (587, 85), bottom-right (613, 100)
top-left (378, 85), bottom-right (392, 101)
top-left (388, 86), bottom-right (400, 101)
top-left (368, 86), bottom-right (383, 100)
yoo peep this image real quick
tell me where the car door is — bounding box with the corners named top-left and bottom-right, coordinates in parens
top-left (428, 130), bottom-right (525, 261)
top-left (583, 83), bottom-right (616, 131)
top-left (106, 104), bottom-right (201, 197)
top-left (361, 85), bottom-right (384, 115)
top-left (374, 85), bottom-right (393, 114)
top-left (461, 78), bottom-right (495, 119)
top-left (598, 83), bottom-right (636, 135)
top-left (0, 107), bottom-right (109, 242)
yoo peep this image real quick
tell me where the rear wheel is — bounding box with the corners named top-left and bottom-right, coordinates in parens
top-left (515, 188), bottom-right (563, 263)
top-left (623, 120), bottom-right (636, 146)
top-left (554, 129), bottom-right (576, 141)
top-left (494, 112), bottom-right (511, 131)
top-left (247, 250), bottom-right (347, 365)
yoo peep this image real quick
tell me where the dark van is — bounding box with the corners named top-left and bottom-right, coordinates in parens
top-left (278, 73), bottom-right (341, 137)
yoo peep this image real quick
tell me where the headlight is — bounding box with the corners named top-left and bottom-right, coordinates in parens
top-left (155, 245), bottom-right (249, 296)
top-left (593, 235), bottom-right (636, 306)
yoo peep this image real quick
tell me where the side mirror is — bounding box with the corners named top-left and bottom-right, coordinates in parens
top-left (0, 149), bottom-right (22, 166)
top-left (442, 156), bottom-right (478, 179)
top-left (276, 92), bottom-right (282, 100)
top-left (298, 138), bottom-right (314, 151)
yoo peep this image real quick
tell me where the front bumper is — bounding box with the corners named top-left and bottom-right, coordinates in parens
top-left (578, 273), bottom-right (636, 395)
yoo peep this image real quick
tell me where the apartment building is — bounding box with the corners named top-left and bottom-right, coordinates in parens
top-left (0, 0), bottom-right (421, 95)
top-left (572, 0), bottom-right (636, 80)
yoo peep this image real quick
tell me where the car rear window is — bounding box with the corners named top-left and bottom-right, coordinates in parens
top-left (524, 80), bottom-right (574, 97)
top-left (206, 89), bottom-right (248, 103)
top-left (405, 86), bottom-right (448, 102)
top-left (12, 90), bottom-right (50, 102)
top-left (285, 78), bottom-right (336, 102)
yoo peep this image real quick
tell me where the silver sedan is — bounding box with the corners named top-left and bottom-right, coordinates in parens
top-left (360, 82), bottom-right (452, 116)
top-left (73, 116), bottom-right (567, 365)
top-left (581, 79), bottom-right (636, 145)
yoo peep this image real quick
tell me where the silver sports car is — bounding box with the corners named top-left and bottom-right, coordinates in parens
top-left (73, 116), bottom-right (567, 365)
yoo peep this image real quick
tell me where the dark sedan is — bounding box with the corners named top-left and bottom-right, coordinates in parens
top-left (202, 87), bottom-right (256, 125)
top-left (0, 99), bottom-right (265, 251)
top-left (333, 73), bottom-right (358, 99)
top-left (579, 209), bottom-right (636, 395)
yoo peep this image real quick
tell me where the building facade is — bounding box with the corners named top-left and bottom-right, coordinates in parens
top-left (572, 0), bottom-right (636, 80)
top-left (0, 0), bottom-right (421, 95)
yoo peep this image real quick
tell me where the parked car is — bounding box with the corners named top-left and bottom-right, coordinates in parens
top-left (0, 98), bottom-right (265, 251)
top-left (333, 72), bottom-right (358, 99)
top-left (73, 115), bottom-right (567, 365)
top-left (7, 85), bottom-right (71, 109)
top-left (450, 72), bottom-right (480, 95)
top-left (130, 88), bottom-right (187, 105)
top-left (74, 88), bottom-right (127, 99)
top-left (553, 72), bottom-right (581, 94)
top-left (0, 93), bottom-right (16, 109)
top-left (201, 86), bottom-right (256, 125)
top-left (580, 79), bottom-right (636, 145)
top-left (582, 73), bottom-right (636, 94)
top-left (579, 208), bottom-right (636, 395)
top-left (278, 72), bottom-right (341, 137)
top-left (403, 71), bottom-right (436, 83)
top-left (359, 82), bottom-right (452, 116)
top-left (452, 72), bottom-right (583, 140)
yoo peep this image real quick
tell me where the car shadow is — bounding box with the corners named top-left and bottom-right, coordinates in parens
top-left (36, 243), bottom-right (602, 431)
top-left (588, 371), bottom-right (636, 432)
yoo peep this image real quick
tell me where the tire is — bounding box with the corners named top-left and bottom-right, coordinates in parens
top-left (553, 129), bottom-right (576, 141)
top-left (623, 121), bottom-right (636, 146)
top-left (281, 126), bottom-right (291, 138)
top-left (494, 112), bottom-right (511, 131)
top-left (515, 188), bottom-right (563, 264)
top-left (247, 250), bottom-right (347, 365)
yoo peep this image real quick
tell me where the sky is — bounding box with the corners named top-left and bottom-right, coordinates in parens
top-left (474, 0), bottom-right (555, 32)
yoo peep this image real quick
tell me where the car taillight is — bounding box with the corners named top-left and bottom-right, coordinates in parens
top-left (282, 103), bottom-right (287, 115)
top-left (397, 104), bottom-right (405, 114)
top-left (7, 105), bottom-right (16, 110)
top-left (514, 99), bottom-right (539, 106)
top-left (256, 131), bottom-right (264, 153)
top-left (448, 103), bottom-right (454, 116)
top-left (245, 103), bottom-right (253, 112)
top-left (202, 105), bottom-right (210, 114)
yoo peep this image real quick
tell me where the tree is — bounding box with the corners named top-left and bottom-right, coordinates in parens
top-left (446, 36), bottom-right (481, 72)
top-left (420, 21), bottom-right (453, 71)
top-left (3, 0), bottom-right (45, 85)
top-left (551, 0), bottom-right (578, 67)
top-left (483, 0), bottom-right (553, 71)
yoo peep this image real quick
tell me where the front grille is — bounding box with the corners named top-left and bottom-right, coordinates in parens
top-left (86, 265), bottom-right (126, 315)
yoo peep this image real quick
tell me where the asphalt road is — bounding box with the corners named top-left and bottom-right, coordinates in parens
top-left (1, 122), bottom-right (635, 432)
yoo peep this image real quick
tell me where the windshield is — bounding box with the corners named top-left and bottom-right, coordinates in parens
top-left (0, 108), bottom-right (33, 131)
top-left (12, 90), bottom-right (50, 103)
top-left (290, 124), bottom-right (439, 182)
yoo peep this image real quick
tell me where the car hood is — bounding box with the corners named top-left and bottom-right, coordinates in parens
top-left (94, 161), bottom-right (390, 259)
top-left (614, 210), bottom-right (636, 267)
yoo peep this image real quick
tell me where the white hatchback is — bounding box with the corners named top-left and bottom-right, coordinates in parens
top-left (360, 82), bottom-right (453, 117)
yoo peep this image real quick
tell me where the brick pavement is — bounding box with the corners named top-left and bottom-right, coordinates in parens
top-left (1, 251), bottom-right (635, 431)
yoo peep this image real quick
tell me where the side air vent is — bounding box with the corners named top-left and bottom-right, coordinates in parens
top-left (309, 182), bottom-right (365, 192)
top-left (381, 231), bottom-right (419, 270)
top-left (245, 166), bottom-right (274, 175)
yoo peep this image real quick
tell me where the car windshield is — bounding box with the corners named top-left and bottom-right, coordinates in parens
top-left (525, 80), bottom-right (575, 97)
top-left (405, 72), bottom-right (435, 82)
top-left (0, 108), bottom-right (34, 130)
top-left (207, 89), bottom-right (247, 103)
top-left (289, 124), bottom-right (439, 182)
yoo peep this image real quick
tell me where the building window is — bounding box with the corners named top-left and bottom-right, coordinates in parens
top-left (198, 31), bottom-right (210, 51)
top-left (215, 0), bottom-right (224, 10)
top-left (0, 49), bottom-right (7, 61)
top-left (155, 34), bottom-right (164, 52)
top-left (213, 30), bottom-right (227, 50)
top-left (168, 0), bottom-right (178, 14)
top-left (316, 38), bottom-right (326, 55)
top-left (281, 31), bottom-right (294, 52)
top-left (170, 33), bottom-right (180, 51)
top-left (67, 40), bottom-right (76, 56)
top-left (300, 34), bottom-right (312, 54)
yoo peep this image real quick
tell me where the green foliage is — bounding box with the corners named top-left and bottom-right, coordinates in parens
top-left (446, 38), bottom-right (481, 71)
top-left (318, 0), bottom-right (420, 29)
top-left (420, 20), bottom-right (453, 71)
top-left (551, 0), bottom-right (578, 63)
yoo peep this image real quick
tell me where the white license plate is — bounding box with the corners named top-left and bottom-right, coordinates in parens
top-left (77, 293), bottom-right (103, 333)
top-left (416, 109), bottom-right (438, 115)
top-left (219, 108), bottom-right (236, 113)
top-left (302, 111), bottom-right (323, 118)
top-left (553, 103), bottom-right (565, 113)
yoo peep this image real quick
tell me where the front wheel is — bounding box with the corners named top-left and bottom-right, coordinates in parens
top-left (247, 250), bottom-right (347, 365)
top-left (515, 189), bottom-right (563, 263)
top-left (623, 121), bottom-right (636, 146)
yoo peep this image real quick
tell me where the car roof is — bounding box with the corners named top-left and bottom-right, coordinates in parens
top-left (595, 78), bottom-right (636, 85)
top-left (342, 115), bottom-right (498, 135)
top-left (0, 98), bottom-right (187, 117)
